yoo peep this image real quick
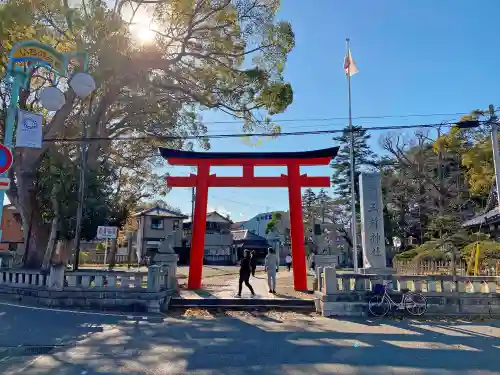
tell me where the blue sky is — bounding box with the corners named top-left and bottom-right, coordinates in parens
top-left (163, 0), bottom-right (500, 221)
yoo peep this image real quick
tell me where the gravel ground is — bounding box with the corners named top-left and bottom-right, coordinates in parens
top-left (177, 266), bottom-right (315, 299)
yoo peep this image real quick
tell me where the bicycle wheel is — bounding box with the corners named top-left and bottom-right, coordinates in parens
top-left (404, 292), bottom-right (427, 316)
top-left (368, 294), bottom-right (390, 317)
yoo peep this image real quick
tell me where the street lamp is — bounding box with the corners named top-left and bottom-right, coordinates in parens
top-left (2, 41), bottom-right (96, 259)
top-left (455, 105), bottom-right (500, 210)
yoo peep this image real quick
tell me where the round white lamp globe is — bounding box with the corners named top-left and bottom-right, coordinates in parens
top-left (70, 72), bottom-right (96, 99)
top-left (40, 86), bottom-right (66, 111)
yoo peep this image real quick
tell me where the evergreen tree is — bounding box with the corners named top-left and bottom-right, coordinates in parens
top-left (331, 125), bottom-right (376, 214)
top-left (302, 188), bottom-right (317, 221)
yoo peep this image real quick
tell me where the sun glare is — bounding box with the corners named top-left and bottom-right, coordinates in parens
top-left (135, 27), bottom-right (156, 43)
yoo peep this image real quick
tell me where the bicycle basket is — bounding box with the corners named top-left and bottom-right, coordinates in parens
top-left (372, 284), bottom-right (385, 294)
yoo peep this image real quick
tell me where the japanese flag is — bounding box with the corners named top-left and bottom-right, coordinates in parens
top-left (344, 49), bottom-right (359, 77)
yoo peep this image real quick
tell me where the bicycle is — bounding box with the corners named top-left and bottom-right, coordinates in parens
top-left (368, 282), bottom-right (427, 317)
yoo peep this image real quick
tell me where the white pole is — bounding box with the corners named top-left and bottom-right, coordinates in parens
top-left (103, 239), bottom-right (108, 269)
top-left (346, 38), bottom-right (358, 272)
top-left (491, 123), bottom-right (500, 210)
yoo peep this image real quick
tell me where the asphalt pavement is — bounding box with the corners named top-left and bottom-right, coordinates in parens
top-left (1, 302), bottom-right (500, 374)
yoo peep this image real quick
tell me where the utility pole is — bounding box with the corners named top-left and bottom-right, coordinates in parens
top-left (437, 127), bottom-right (444, 245)
top-left (488, 104), bottom-right (500, 210)
top-left (72, 112), bottom-right (88, 271)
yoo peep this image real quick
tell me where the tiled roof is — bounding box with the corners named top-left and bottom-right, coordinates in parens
top-left (184, 211), bottom-right (232, 224)
top-left (462, 208), bottom-right (500, 227)
top-left (230, 229), bottom-right (268, 242)
top-left (133, 206), bottom-right (188, 219)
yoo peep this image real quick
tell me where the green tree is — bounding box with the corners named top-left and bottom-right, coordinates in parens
top-left (331, 125), bottom-right (376, 214)
top-left (302, 188), bottom-right (317, 224)
top-left (0, 0), bottom-right (295, 268)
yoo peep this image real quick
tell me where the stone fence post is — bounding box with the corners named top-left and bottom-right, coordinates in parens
top-left (147, 265), bottom-right (162, 292)
top-left (324, 267), bottom-right (337, 294)
top-left (48, 265), bottom-right (65, 290)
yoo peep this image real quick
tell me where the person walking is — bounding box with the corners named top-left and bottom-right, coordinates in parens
top-left (265, 248), bottom-right (278, 294)
top-left (237, 249), bottom-right (255, 297)
top-left (285, 253), bottom-right (292, 271)
top-left (250, 250), bottom-right (257, 277)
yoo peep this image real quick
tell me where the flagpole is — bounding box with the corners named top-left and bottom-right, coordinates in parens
top-left (346, 38), bottom-right (358, 272)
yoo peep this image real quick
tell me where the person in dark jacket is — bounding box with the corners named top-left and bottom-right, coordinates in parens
top-left (250, 250), bottom-right (257, 277)
top-left (237, 249), bottom-right (255, 297)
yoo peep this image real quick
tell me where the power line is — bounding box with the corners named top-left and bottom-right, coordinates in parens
top-left (182, 111), bottom-right (477, 126)
top-left (44, 120), bottom-right (480, 143)
top-left (209, 192), bottom-right (279, 211)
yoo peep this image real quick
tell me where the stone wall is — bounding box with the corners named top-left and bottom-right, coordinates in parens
top-left (315, 267), bottom-right (500, 318)
top-left (0, 266), bottom-right (174, 313)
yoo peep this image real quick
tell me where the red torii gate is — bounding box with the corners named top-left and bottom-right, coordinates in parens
top-left (159, 147), bottom-right (339, 291)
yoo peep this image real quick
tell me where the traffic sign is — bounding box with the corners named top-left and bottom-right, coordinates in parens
top-left (0, 178), bottom-right (10, 190)
top-left (0, 144), bottom-right (13, 174)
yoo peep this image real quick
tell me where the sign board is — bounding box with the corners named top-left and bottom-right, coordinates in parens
top-left (96, 226), bottom-right (118, 240)
top-left (359, 172), bottom-right (387, 269)
top-left (314, 254), bottom-right (338, 269)
top-left (0, 144), bottom-right (13, 174)
top-left (0, 178), bottom-right (11, 191)
top-left (16, 110), bottom-right (43, 148)
top-left (9, 41), bottom-right (66, 74)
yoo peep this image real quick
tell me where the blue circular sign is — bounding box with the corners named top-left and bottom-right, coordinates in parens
top-left (0, 145), bottom-right (13, 174)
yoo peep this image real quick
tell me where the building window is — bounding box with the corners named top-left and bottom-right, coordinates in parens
top-left (151, 218), bottom-right (164, 230)
top-left (173, 220), bottom-right (180, 230)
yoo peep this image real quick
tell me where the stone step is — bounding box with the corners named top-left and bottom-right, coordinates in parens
top-left (169, 297), bottom-right (315, 310)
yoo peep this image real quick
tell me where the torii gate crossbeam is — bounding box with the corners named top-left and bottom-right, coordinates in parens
top-left (159, 147), bottom-right (339, 291)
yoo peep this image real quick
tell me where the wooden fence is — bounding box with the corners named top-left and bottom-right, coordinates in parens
top-left (80, 251), bottom-right (137, 265)
top-left (394, 259), bottom-right (469, 276)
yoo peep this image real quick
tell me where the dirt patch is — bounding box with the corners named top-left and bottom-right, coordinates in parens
top-left (166, 307), bottom-right (320, 320)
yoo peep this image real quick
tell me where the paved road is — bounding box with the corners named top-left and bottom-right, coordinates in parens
top-left (1, 302), bottom-right (500, 374)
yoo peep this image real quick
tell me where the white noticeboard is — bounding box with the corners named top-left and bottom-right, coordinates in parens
top-left (96, 226), bottom-right (118, 239)
top-left (16, 109), bottom-right (43, 148)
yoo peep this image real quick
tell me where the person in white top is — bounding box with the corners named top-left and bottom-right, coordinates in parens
top-left (265, 248), bottom-right (278, 294)
top-left (285, 254), bottom-right (292, 271)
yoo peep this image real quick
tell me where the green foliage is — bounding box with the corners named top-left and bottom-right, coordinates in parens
top-left (96, 243), bottom-right (105, 251)
top-left (461, 241), bottom-right (500, 265)
top-left (36, 149), bottom-right (118, 241)
top-left (265, 212), bottom-right (283, 234)
top-left (435, 108), bottom-right (494, 198)
top-left (393, 240), bottom-right (446, 261)
top-left (331, 126), bottom-right (375, 213)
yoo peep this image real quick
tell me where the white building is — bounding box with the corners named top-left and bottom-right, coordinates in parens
top-left (232, 211), bottom-right (291, 265)
top-left (233, 211), bottom-right (290, 238)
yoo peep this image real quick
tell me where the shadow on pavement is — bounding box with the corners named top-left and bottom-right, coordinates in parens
top-left (2, 302), bottom-right (500, 375)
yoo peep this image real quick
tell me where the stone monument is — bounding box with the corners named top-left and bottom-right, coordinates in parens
top-left (150, 232), bottom-right (179, 289)
top-left (359, 172), bottom-right (393, 274)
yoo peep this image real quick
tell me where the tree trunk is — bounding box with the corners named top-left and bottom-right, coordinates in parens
top-left (107, 238), bottom-right (118, 269)
top-left (42, 216), bottom-right (58, 270)
top-left (16, 170), bottom-right (49, 269)
top-left (42, 185), bottom-right (61, 270)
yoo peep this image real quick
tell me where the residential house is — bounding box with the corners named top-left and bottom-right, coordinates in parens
top-left (0, 205), bottom-right (24, 253)
top-left (133, 206), bottom-right (188, 262)
top-left (183, 211), bottom-right (234, 264)
top-left (231, 229), bottom-right (270, 264)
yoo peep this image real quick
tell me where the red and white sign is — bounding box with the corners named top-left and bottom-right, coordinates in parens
top-left (0, 178), bottom-right (10, 190)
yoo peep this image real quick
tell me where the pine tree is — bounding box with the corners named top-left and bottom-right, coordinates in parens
top-left (302, 188), bottom-right (317, 223)
top-left (331, 125), bottom-right (376, 213)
